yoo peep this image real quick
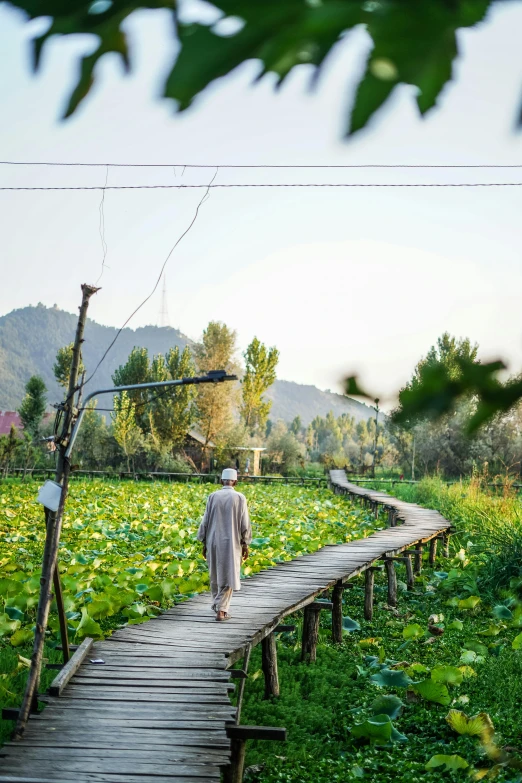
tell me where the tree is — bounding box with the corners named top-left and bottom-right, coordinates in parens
top-left (7, 1), bottom-right (513, 139)
top-left (112, 392), bottom-right (143, 472)
top-left (194, 322), bottom-right (239, 446)
top-left (240, 338), bottom-right (279, 436)
top-left (148, 346), bottom-right (197, 451)
top-left (53, 343), bottom-right (85, 389)
top-left (112, 347), bottom-right (150, 430)
top-left (290, 416), bottom-right (302, 436)
top-left (75, 403), bottom-right (108, 469)
top-left (266, 421), bottom-right (305, 475)
top-left (0, 425), bottom-right (22, 478)
top-left (18, 375), bottom-right (47, 439)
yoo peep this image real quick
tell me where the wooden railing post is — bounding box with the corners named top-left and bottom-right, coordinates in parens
top-left (364, 568), bottom-right (375, 621)
top-left (331, 581), bottom-right (344, 644)
top-left (414, 545), bottom-right (423, 575)
top-left (261, 633), bottom-right (279, 699)
top-left (384, 558), bottom-right (397, 607)
top-left (429, 537), bottom-right (437, 566)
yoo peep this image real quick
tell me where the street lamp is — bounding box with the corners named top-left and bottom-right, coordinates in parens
top-left (372, 398), bottom-right (380, 479)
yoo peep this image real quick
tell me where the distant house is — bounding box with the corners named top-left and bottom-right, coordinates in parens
top-left (184, 429), bottom-right (215, 473)
top-left (0, 411), bottom-right (23, 436)
top-left (0, 410), bottom-right (53, 437)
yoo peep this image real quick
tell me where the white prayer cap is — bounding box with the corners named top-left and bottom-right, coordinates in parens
top-left (221, 468), bottom-right (237, 481)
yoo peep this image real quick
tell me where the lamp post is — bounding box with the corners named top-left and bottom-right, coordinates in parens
top-left (372, 398), bottom-right (380, 479)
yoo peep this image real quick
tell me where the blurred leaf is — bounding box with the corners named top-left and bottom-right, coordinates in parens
top-left (493, 604), bottom-right (513, 621)
top-left (458, 596), bottom-right (481, 610)
top-left (75, 607), bottom-right (103, 641)
top-left (512, 632), bottom-right (522, 650)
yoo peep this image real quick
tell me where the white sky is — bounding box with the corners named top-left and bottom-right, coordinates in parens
top-left (0, 1), bottom-right (521, 406)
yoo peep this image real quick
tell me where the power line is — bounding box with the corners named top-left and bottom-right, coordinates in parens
top-left (84, 168), bottom-right (218, 386)
top-left (1, 182), bottom-right (522, 190)
top-left (0, 160), bottom-right (521, 169)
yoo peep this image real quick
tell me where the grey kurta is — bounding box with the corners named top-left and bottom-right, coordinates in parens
top-left (197, 486), bottom-right (252, 591)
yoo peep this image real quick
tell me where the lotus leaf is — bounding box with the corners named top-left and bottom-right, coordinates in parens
top-left (431, 665), bottom-right (463, 686)
top-left (370, 695), bottom-right (404, 719)
top-left (351, 714), bottom-right (393, 745)
top-left (342, 616), bottom-right (361, 632)
top-left (446, 709), bottom-right (494, 742)
top-left (370, 668), bottom-right (412, 689)
top-left (425, 754), bottom-right (468, 771)
top-left (413, 678), bottom-right (451, 705)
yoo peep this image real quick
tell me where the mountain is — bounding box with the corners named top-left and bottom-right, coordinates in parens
top-left (0, 304), bottom-right (191, 409)
top-left (0, 305), bottom-right (376, 425)
top-left (266, 380), bottom-right (376, 427)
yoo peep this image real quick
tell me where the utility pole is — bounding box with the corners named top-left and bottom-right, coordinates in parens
top-left (372, 398), bottom-right (380, 479)
top-left (14, 284), bottom-right (99, 740)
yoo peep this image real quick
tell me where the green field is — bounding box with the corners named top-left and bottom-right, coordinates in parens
top-left (0, 479), bottom-right (379, 744)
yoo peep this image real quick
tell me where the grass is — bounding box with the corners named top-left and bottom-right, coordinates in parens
top-left (240, 567), bottom-right (522, 783)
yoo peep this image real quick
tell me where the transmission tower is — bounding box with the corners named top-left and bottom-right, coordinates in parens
top-left (159, 273), bottom-right (170, 328)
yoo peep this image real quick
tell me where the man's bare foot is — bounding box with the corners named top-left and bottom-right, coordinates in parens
top-left (216, 611), bottom-right (229, 621)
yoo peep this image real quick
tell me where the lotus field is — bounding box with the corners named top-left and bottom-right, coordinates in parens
top-left (0, 480), bottom-right (380, 645)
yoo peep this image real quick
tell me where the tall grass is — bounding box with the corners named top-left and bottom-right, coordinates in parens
top-left (378, 475), bottom-right (522, 593)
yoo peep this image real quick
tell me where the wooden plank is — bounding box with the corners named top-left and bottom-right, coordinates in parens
top-left (49, 638), bottom-right (94, 697)
top-left (226, 725), bottom-right (286, 741)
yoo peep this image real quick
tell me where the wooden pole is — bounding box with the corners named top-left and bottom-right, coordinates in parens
top-left (14, 284), bottom-right (98, 740)
top-left (235, 643), bottom-right (252, 725)
top-left (301, 605), bottom-right (322, 663)
top-left (443, 532), bottom-right (450, 558)
top-left (414, 544), bottom-right (423, 575)
top-left (385, 558), bottom-right (397, 607)
top-left (429, 537), bottom-right (437, 567)
top-left (223, 738), bottom-right (247, 783)
top-left (404, 553), bottom-right (414, 591)
top-left (261, 633), bottom-right (279, 699)
top-left (331, 581), bottom-right (344, 644)
top-left (364, 568), bottom-right (375, 621)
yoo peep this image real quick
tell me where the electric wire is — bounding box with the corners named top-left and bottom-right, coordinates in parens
top-left (83, 167), bottom-right (219, 387)
top-left (0, 161), bottom-right (521, 169)
top-left (1, 182), bottom-right (521, 190)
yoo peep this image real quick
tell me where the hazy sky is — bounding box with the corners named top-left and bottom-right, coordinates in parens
top-left (1, 1), bottom-right (521, 405)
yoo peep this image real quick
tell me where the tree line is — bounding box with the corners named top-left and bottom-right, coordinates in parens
top-left (4, 330), bottom-right (521, 481)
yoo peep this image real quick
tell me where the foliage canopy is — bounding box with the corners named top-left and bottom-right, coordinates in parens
top-left (5, 0), bottom-right (510, 136)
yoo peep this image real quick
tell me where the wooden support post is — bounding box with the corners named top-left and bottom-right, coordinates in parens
top-left (223, 738), bottom-right (247, 783)
top-left (364, 568), bottom-right (375, 621)
top-left (403, 553), bottom-right (414, 590)
top-left (224, 726), bottom-right (286, 783)
top-left (384, 558), bottom-right (397, 607)
top-left (429, 537), bottom-right (437, 567)
top-left (414, 544), bottom-right (423, 575)
top-left (442, 532), bottom-right (450, 558)
top-left (235, 644), bottom-right (251, 725)
top-left (331, 581), bottom-right (344, 644)
top-left (261, 633), bottom-right (279, 699)
top-left (301, 604), bottom-right (322, 663)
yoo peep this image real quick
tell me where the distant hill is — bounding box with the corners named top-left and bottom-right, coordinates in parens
top-left (266, 380), bottom-right (376, 427)
top-left (0, 305), bottom-right (376, 426)
top-left (0, 304), bottom-right (191, 409)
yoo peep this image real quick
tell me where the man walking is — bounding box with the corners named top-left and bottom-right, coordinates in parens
top-left (197, 468), bottom-right (252, 621)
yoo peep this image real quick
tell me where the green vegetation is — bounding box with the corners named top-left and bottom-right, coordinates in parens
top-left (6, 0), bottom-right (511, 139)
top-left (241, 543), bottom-right (522, 782)
top-left (0, 479), bottom-right (381, 744)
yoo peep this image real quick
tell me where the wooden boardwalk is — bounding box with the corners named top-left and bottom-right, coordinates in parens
top-left (0, 472), bottom-right (451, 783)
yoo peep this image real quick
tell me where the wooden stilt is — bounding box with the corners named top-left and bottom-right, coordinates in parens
top-left (387, 508), bottom-right (396, 527)
top-left (403, 553), bottom-right (414, 590)
top-left (261, 633), bottom-right (279, 699)
top-left (331, 581), bottom-right (344, 644)
top-left (301, 604), bottom-right (322, 663)
top-left (414, 544), bottom-right (423, 575)
top-left (364, 568), bottom-right (375, 621)
top-left (223, 738), bottom-right (247, 783)
top-left (385, 558), bottom-right (397, 607)
top-left (443, 532), bottom-right (450, 557)
top-left (429, 537), bottom-right (437, 566)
